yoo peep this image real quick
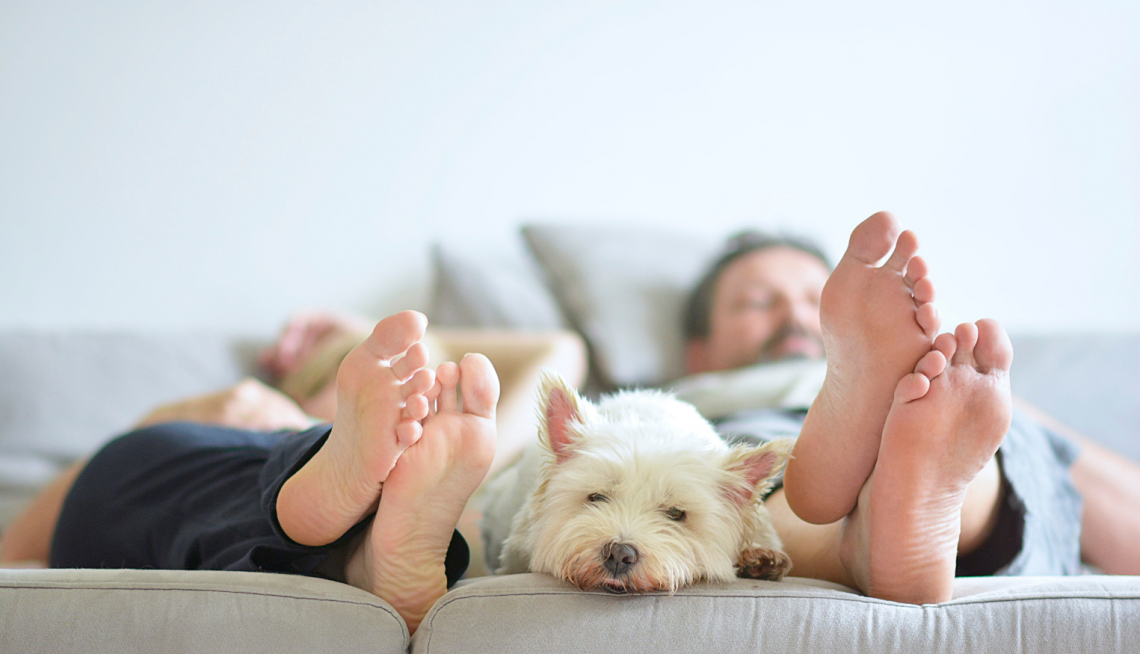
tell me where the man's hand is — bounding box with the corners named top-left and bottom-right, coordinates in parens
top-left (135, 378), bottom-right (318, 432)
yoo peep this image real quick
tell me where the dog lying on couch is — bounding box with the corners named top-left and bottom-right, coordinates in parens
top-left (488, 371), bottom-right (795, 591)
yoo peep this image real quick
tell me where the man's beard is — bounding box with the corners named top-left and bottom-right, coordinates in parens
top-left (750, 324), bottom-right (824, 365)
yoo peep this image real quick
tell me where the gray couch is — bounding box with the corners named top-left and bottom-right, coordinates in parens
top-left (1, 329), bottom-right (1139, 653)
top-left (3, 224), bottom-right (1139, 652)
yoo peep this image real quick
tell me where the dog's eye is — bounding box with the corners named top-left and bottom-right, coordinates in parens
top-left (587, 493), bottom-right (608, 503)
top-left (666, 507), bottom-right (686, 521)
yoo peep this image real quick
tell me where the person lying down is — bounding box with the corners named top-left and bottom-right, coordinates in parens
top-left (3, 212), bottom-right (1139, 635)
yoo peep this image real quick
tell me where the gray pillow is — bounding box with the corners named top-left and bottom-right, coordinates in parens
top-left (1008, 334), bottom-right (1140, 461)
top-left (522, 224), bottom-right (719, 389)
top-left (0, 331), bottom-right (261, 529)
top-left (428, 244), bottom-right (568, 331)
top-left (0, 332), bottom-right (258, 466)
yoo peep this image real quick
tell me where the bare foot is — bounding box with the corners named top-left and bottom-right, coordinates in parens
top-left (345, 354), bottom-right (499, 633)
top-left (839, 319), bottom-right (1013, 604)
top-left (277, 311), bottom-right (438, 546)
top-left (784, 211), bottom-right (941, 524)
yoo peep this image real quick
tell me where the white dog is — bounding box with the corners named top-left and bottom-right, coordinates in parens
top-left (482, 371), bottom-right (794, 594)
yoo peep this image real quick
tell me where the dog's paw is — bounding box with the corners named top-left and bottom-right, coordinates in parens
top-left (736, 547), bottom-right (792, 581)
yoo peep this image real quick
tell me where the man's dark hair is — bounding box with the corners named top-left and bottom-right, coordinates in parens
top-left (683, 230), bottom-right (832, 341)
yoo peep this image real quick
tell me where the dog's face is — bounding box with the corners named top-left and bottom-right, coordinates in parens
top-left (523, 373), bottom-right (790, 593)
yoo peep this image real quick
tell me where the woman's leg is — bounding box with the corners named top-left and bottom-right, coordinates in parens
top-left (0, 460), bottom-right (85, 566)
top-left (268, 313), bottom-right (500, 633)
top-left (341, 354), bottom-right (498, 634)
top-left (276, 312), bottom-right (437, 547)
top-left (1, 369), bottom-right (331, 566)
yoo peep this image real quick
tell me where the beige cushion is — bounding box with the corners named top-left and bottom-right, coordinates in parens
top-left (413, 573), bottom-right (1140, 654)
top-left (0, 568), bottom-right (407, 654)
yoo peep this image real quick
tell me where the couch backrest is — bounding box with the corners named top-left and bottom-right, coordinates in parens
top-left (0, 332), bottom-right (262, 490)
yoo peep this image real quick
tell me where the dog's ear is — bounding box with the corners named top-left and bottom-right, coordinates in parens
top-left (723, 438), bottom-right (794, 506)
top-left (537, 369), bottom-right (586, 464)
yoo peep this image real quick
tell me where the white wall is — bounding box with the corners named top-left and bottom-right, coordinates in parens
top-left (2, 0), bottom-right (1137, 336)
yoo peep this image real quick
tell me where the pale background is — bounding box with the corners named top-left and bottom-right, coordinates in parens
top-left (2, 0), bottom-right (1137, 336)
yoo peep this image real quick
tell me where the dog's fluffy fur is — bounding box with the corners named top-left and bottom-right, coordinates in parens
top-left (492, 371), bottom-right (794, 593)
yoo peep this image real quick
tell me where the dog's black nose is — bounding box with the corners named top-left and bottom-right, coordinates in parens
top-left (602, 542), bottom-right (639, 577)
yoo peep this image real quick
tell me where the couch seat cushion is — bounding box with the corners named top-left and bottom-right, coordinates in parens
top-left (413, 573), bottom-right (1140, 654)
top-left (0, 568), bottom-right (407, 654)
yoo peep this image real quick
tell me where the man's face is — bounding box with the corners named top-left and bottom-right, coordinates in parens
top-left (686, 247), bottom-right (830, 374)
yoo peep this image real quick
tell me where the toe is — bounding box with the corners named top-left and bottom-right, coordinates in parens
top-left (894, 372), bottom-right (931, 403)
top-left (914, 349), bottom-right (947, 380)
top-left (912, 277), bottom-right (935, 304)
top-left (395, 420), bottom-right (423, 447)
top-left (844, 211), bottom-right (901, 265)
top-left (971, 319), bottom-right (1013, 373)
top-left (436, 362), bottom-right (460, 412)
top-left (933, 332), bottom-right (957, 361)
top-left (457, 354), bottom-right (500, 420)
top-left (952, 323), bottom-right (979, 366)
top-left (404, 394), bottom-right (430, 421)
top-left (916, 302), bottom-right (941, 338)
top-left (423, 379), bottom-right (442, 414)
top-left (903, 255), bottom-right (929, 288)
top-left (403, 368), bottom-right (436, 398)
top-left (361, 311), bottom-right (428, 361)
top-left (885, 230), bottom-right (919, 272)
top-left (392, 342), bottom-right (429, 380)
